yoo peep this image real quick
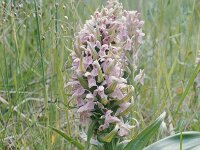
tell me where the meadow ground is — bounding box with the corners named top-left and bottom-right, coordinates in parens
top-left (0, 0), bottom-right (200, 149)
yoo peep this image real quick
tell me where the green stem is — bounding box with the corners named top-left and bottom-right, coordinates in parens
top-left (103, 142), bottom-right (113, 150)
top-left (175, 62), bottom-right (200, 113)
top-left (103, 138), bottom-right (118, 150)
top-left (34, 0), bottom-right (49, 149)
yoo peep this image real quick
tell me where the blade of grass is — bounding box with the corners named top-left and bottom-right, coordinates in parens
top-left (34, 0), bottom-right (49, 148)
top-left (175, 63), bottom-right (200, 113)
top-left (49, 126), bottom-right (84, 150)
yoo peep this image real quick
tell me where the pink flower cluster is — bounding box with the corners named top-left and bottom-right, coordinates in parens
top-left (68, 0), bottom-right (144, 137)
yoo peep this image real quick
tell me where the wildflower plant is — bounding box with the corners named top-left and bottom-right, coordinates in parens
top-left (49, 1), bottom-right (200, 150)
top-left (68, 0), bottom-right (144, 148)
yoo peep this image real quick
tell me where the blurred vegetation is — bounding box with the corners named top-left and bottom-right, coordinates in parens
top-left (0, 0), bottom-right (200, 149)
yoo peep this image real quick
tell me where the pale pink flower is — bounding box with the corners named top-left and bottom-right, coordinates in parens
top-left (110, 63), bottom-right (123, 77)
top-left (86, 93), bottom-right (95, 101)
top-left (72, 58), bottom-right (80, 69)
top-left (110, 84), bottom-right (125, 99)
top-left (117, 102), bottom-right (131, 114)
top-left (85, 72), bottom-right (97, 88)
top-left (83, 50), bottom-right (93, 69)
top-left (77, 97), bottom-right (85, 107)
top-left (101, 58), bottom-right (115, 73)
top-left (134, 69), bottom-right (145, 85)
top-left (77, 101), bottom-right (95, 113)
top-left (99, 110), bottom-right (121, 131)
top-left (117, 24), bottom-right (128, 41)
top-left (118, 122), bottom-right (134, 136)
top-left (80, 111), bottom-right (92, 125)
top-left (99, 44), bottom-right (109, 57)
top-left (91, 67), bottom-right (98, 76)
top-left (94, 86), bottom-right (107, 99)
top-left (72, 87), bottom-right (85, 98)
top-left (91, 61), bottom-right (99, 76)
top-left (124, 38), bottom-right (132, 50)
top-left (136, 29), bottom-right (145, 44)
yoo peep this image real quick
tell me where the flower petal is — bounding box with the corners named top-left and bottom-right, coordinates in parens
top-left (77, 101), bottom-right (95, 113)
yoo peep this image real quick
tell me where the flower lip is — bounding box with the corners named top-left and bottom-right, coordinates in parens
top-left (98, 86), bottom-right (104, 91)
top-left (85, 72), bottom-right (92, 77)
top-left (77, 101), bottom-right (95, 113)
top-left (86, 93), bottom-right (94, 99)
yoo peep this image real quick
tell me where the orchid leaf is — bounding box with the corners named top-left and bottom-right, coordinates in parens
top-left (105, 60), bottom-right (116, 75)
top-left (145, 131), bottom-right (200, 150)
top-left (123, 112), bottom-right (166, 150)
top-left (99, 124), bottom-right (119, 143)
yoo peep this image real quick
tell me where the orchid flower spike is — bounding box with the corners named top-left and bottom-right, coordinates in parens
top-left (68, 0), bottom-right (144, 141)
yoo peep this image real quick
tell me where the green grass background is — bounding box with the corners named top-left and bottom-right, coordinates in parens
top-left (0, 0), bottom-right (200, 149)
